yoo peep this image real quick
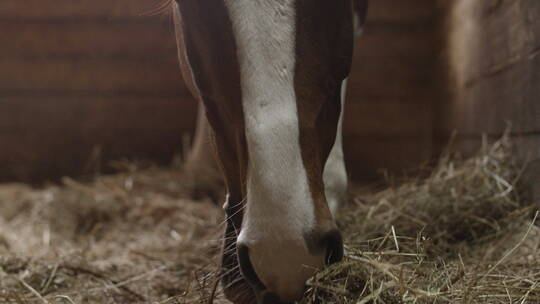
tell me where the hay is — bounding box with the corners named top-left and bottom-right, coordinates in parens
top-left (302, 136), bottom-right (539, 304)
top-left (0, 136), bottom-right (538, 304)
top-left (0, 169), bottom-right (227, 304)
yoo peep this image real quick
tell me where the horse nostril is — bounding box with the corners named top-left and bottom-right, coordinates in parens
top-left (304, 228), bottom-right (344, 265)
top-left (324, 229), bottom-right (344, 265)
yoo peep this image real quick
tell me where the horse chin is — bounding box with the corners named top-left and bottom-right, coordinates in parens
top-left (221, 279), bottom-right (256, 304)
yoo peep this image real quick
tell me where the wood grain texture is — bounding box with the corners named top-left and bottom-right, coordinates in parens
top-left (443, 0), bottom-right (540, 137)
top-left (368, 0), bottom-right (435, 23)
top-left (0, 0), bottom-right (160, 19)
top-left (345, 0), bottom-right (439, 180)
top-left (441, 0), bottom-right (540, 203)
top-left (0, 22), bottom-right (178, 60)
top-left (345, 137), bottom-right (433, 181)
top-left (358, 23), bottom-right (437, 59)
top-left (0, 0), bottom-right (197, 182)
top-left (348, 56), bottom-right (434, 99)
top-left (0, 95), bottom-right (196, 182)
top-left (0, 58), bottom-right (186, 92)
top-left (344, 100), bottom-right (432, 137)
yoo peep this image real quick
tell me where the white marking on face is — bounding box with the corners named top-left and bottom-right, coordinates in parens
top-left (324, 78), bottom-right (349, 216)
top-left (224, 0), bottom-right (323, 301)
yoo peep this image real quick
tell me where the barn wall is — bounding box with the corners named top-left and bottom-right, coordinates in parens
top-left (440, 0), bottom-right (540, 198)
top-left (345, 0), bottom-right (441, 180)
top-left (0, 0), bottom-right (198, 182)
top-left (0, 0), bottom-right (442, 183)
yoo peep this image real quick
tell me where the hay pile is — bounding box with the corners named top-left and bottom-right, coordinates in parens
top-left (0, 136), bottom-right (538, 304)
top-left (0, 169), bottom-right (229, 304)
top-left (303, 137), bottom-right (539, 304)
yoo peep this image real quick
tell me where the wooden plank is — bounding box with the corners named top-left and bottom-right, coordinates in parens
top-left (348, 56), bottom-right (435, 98)
top-left (452, 47), bottom-right (540, 135)
top-left (345, 137), bottom-right (433, 181)
top-left (524, 0), bottom-right (540, 42)
top-left (0, 22), bottom-right (178, 60)
top-left (0, 95), bottom-right (197, 131)
top-left (439, 0), bottom-right (540, 144)
top-left (0, 129), bottom-right (188, 182)
top-left (0, 0), bottom-right (436, 22)
top-left (0, 95), bottom-right (198, 182)
top-left (357, 22), bottom-right (437, 58)
top-left (0, 58), bottom-right (187, 93)
top-left (472, 0), bottom-right (533, 77)
top-left (343, 99), bottom-right (433, 137)
top-left (0, 0), bottom-right (162, 19)
top-left (368, 0), bottom-right (435, 23)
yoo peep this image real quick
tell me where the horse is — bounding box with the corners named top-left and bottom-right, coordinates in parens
top-left (171, 1), bottom-right (368, 302)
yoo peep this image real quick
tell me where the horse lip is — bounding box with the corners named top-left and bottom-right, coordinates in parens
top-left (237, 244), bottom-right (286, 304)
top-left (237, 244), bottom-right (266, 291)
top-left (259, 289), bottom-right (284, 304)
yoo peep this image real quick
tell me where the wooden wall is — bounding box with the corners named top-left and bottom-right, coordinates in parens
top-left (0, 0), bottom-right (198, 182)
top-left (345, 0), bottom-right (440, 180)
top-left (440, 0), bottom-right (540, 200)
top-left (0, 0), bottom-right (441, 183)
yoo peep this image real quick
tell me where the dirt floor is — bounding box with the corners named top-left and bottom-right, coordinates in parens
top-left (1, 137), bottom-right (539, 304)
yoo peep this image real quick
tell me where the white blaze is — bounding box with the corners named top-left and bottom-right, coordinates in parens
top-left (224, 0), bottom-right (321, 301)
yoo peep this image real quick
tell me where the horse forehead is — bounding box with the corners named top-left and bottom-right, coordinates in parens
top-left (174, 0), bottom-right (351, 143)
